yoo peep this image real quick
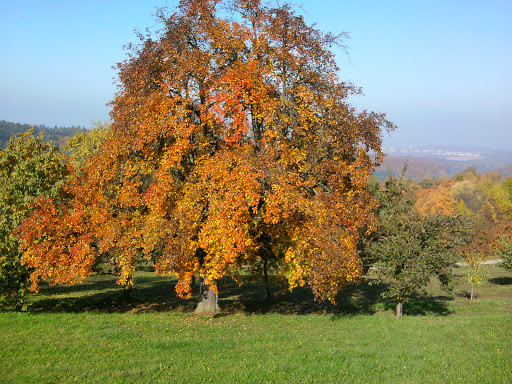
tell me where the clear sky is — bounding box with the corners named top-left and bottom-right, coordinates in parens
top-left (1, 0), bottom-right (511, 149)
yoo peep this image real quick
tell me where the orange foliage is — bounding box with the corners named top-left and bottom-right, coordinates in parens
top-left (18, 0), bottom-right (393, 302)
top-left (415, 181), bottom-right (458, 217)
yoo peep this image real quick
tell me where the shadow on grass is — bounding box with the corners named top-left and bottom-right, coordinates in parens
top-left (25, 274), bottom-right (196, 314)
top-left (385, 295), bottom-right (452, 317)
top-left (6, 272), bottom-right (453, 318)
top-left (456, 290), bottom-right (471, 300)
top-left (220, 280), bottom-right (387, 316)
top-left (224, 278), bottom-right (452, 318)
top-left (29, 274), bottom-right (121, 296)
top-left (489, 277), bottom-right (512, 285)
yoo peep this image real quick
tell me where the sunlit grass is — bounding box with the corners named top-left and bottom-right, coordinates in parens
top-left (1, 266), bottom-right (511, 383)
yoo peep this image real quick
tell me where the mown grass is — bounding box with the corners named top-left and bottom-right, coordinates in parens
top-left (1, 265), bottom-right (511, 383)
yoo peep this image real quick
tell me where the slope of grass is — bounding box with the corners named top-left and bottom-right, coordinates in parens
top-left (1, 266), bottom-right (511, 384)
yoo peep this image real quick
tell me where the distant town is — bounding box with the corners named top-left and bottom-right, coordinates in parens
top-left (384, 146), bottom-right (483, 161)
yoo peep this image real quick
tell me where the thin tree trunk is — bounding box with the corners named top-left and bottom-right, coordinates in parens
top-left (396, 301), bottom-right (403, 319)
top-left (471, 283), bottom-right (475, 300)
top-left (195, 279), bottom-right (220, 315)
top-left (263, 258), bottom-right (272, 302)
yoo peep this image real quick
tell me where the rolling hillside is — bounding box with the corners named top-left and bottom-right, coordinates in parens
top-left (376, 146), bottom-right (512, 181)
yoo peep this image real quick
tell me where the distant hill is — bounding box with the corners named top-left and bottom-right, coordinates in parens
top-left (0, 120), bottom-right (86, 148)
top-left (376, 145), bottom-right (512, 181)
top-left (375, 156), bottom-right (461, 181)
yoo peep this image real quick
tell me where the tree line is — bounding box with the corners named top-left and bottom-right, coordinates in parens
top-left (0, 120), bottom-right (86, 149)
top-left (1, 0), bottom-right (511, 318)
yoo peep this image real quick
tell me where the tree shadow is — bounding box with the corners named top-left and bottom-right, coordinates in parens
top-left (30, 274), bottom-right (120, 295)
top-left (334, 279), bottom-right (390, 316)
top-left (204, 276), bottom-right (451, 318)
top-left (23, 274), bottom-right (196, 314)
top-left (11, 272), bottom-right (453, 318)
top-left (457, 290), bottom-right (472, 300)
top-left (214, 276), bottom-right (391, 316)
top-left (382, 295), bottom-right (453, 317)
top-left (489, 277), bottom-right (512, 285)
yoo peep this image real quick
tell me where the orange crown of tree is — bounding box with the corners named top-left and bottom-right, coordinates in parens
top-left (18, 0), bottom-right (394, 304)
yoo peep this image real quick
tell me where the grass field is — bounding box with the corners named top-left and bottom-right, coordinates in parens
top-left (1, 265), bottom-right (511, 383)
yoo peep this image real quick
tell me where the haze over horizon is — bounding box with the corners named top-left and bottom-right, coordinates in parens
top-left (1, 1), bottom-right (511, 150)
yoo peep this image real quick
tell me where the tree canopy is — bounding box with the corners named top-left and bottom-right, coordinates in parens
top-left (63, 121), bottom-right (112, 171)
top-left (368, 172), bottom-right (469, 318)
top-left (0, 129), bottom-right (69, 294)
top-left (18, 0), bottom-right (393, 310)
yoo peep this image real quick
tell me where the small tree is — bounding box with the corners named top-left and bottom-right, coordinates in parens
top-left (464, 251), bottom-right (487, 300)
top-left (369, 172), bottom-right (467, 319)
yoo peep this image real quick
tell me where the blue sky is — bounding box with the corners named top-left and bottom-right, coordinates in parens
top-left (1, 0), bottom-right (511, 149)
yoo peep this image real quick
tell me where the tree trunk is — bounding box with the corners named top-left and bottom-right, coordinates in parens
top-left (470, 283), bottom-right (475, 300)
top-left (123, 283), bottom-right (133, 301)
top-left (395, 301), bottom-right (403, 319)
top-left (195, 279), bottom-right (220, 315)
top-left (263, 258), bottom-right (272, 303)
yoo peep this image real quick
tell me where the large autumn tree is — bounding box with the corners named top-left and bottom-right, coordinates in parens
top-left (19, 0), bottom-right (393, 313)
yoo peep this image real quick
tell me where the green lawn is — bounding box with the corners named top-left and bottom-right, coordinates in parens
top-left (1, 265), bottom-right (511, 383)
